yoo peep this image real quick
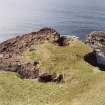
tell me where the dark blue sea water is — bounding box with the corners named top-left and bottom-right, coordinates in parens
top-left (0, 0), bottom-right (105, 41)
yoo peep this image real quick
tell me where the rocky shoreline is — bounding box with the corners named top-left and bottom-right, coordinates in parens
top-left (0, 28), bottom-right (76, 82)
top-left (86, 32), bottom-right (105, 67)
top-left (0, 28), bottom-right (105, 81)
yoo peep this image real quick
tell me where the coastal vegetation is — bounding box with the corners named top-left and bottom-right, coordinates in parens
top-left (0, 28), bottom-right (105, 105)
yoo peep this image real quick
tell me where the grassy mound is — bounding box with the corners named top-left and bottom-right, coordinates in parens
top-left (0, 39), bottom-right (105, 105)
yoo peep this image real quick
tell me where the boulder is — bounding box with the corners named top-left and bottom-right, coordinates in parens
top-left (17, 63), bottom-right (40, 79)
top-left (38, 73), bottom-right (64, 83)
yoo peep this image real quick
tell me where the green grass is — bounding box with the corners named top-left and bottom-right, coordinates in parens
top-left (0, 39), bottom-right (105, 105)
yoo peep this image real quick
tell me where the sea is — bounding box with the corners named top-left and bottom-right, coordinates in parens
top-left (0, 0), bottom-right (105, 42)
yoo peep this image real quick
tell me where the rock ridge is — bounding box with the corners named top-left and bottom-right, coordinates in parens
top-left (0, 28), bottom-right (71, 79)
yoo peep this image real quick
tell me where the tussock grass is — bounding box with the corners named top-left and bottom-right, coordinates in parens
top-left (0, 39), bottom-right (105, 105)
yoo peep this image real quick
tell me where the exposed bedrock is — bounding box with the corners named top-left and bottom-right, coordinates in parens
top-left (0, 28), bottom-right (68, 80)
top-left (86, 32), bottom-right (105, 68)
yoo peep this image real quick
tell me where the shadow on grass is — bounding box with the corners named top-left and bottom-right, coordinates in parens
top-left (84, 51), bottom-right (105, 71)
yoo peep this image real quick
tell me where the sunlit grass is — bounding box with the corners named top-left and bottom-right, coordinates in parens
top-left (0, 39), bottom-right (105, 105)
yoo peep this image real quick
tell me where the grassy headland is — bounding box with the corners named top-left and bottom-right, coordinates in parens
top-left (0, 38), bottom-right (105, 105)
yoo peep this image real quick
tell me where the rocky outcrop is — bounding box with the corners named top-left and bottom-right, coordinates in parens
top-left (0, 28), bottom-right (68, 80)
top-left (0, 28), bottom-right (61, 79)
top-left (86, 32), bottom-right (105, 66)
top-left (0, 28), bottom-right (60, 56)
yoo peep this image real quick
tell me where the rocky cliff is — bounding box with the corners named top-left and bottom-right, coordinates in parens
top-left (87, 32), bottom-right (105, 66)
top-left (0, 28), bottom-right (61, 78)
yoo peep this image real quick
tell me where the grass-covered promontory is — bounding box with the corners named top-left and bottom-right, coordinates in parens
top-left (0, 39), bottom-right (105, 105)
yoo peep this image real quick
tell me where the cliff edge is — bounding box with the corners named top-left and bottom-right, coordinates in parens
top-left (87, 32), bottom-right (105, 66)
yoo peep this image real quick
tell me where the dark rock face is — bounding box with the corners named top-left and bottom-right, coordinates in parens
top-left (86, 32), bottom-right (105, 66)
top-left (58, 36), bottom-right (71, 46)
top-left (38, 73), bottom-right (53, 82)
